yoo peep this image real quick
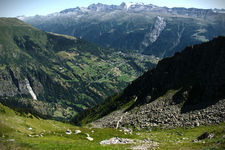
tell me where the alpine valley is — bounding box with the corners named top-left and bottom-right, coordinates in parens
top-left (0, 18), bottom-right (156, 120)
top-left (0, 2), bottom-right (225, 150)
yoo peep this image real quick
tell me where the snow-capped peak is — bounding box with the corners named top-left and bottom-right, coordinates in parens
top-left (17, 15), bottom-right (26, 20)
top-left (124, 2), bottom-right (144, 9)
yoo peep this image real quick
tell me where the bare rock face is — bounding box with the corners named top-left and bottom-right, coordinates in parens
top-left (25, 78), bottom-right (37, 100)
top-left (142, 16), bottom-right (166, 47)
top-left (0, 70), bottom-right (18, 97)
top-left (0, 69), bottom-right (42, 99)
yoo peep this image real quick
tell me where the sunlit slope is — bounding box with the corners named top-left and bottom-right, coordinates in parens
top-left (0, 18), bottom-right (156, 120)
top-left (0, 103), bottom-right (224, 150)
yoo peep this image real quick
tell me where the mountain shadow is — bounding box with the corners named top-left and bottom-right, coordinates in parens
top-left (74, 36), bottom-right (225, 126)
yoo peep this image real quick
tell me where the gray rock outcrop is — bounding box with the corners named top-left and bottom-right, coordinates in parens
top-left (91, 93), bottom-right (225, 129)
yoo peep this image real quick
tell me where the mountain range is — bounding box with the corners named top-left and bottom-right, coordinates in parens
top-left (21, 2), bottom-right (225, 57)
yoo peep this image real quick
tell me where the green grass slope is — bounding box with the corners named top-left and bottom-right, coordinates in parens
top-left (0, 103), bottom-right (224, 150)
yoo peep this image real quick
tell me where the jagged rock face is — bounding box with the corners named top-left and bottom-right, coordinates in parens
top-left (0, 68), bottom-right (42, 99)
top-left (142, 16), bottom-right (166, 47)
top-left (0, 70), bottom-right (19, 97)
top-left (22, 3), bottom-right (225, 57)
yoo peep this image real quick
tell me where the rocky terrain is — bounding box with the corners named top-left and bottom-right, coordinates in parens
top-left (22, 2), bottom-right (225, 57)
top-left (91, 92), bottom-right (225, 129)
top-left (142, 16), bottom-right (166, 47)
top-left (75, 36), bottom-right (225, 129)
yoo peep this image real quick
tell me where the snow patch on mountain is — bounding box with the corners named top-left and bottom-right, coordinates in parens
top-left (125, 2), bottom-right (144, 10)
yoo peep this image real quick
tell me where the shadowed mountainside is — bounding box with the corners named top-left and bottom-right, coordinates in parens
top-left (74, 36), bottom-right (225, 127)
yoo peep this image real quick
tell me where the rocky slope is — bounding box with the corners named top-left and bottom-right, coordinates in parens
top-left (74, 36), bottom-right (225, 128)
top-left (21, 2), bottom-right (225, 57)
top-left (91, 93), bottom-right (225, 129)
top-left (0, 18), bottom-right (156, 120)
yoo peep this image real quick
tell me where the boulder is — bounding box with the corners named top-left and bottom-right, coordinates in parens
top-left (193, 132), bottom-right (214, 142)
top-left (100, 137), bottom-right (134, 145)
top-left (75, 130), bottom-right (81, 134)
top-left (65, 129), bottom-right (72, 135)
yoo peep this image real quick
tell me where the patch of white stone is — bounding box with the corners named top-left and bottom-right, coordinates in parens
top-left (28, 127), bottom-right (33, 130)
top-left (100, 137), bottom-right (134, 145)
top-left (86, 133), bottom-right (94, 141)
top-left (142, 16), bottom-right (166, 47)
top-left (75, 130), bottom-right (82, 134)
top-left (25, 78), bottom-right (37, 100)
top-left (65, 129), bottom-right (72, 135)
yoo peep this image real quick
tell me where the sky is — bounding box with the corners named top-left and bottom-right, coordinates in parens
top-left (0, 0), bottom-right (225, 17)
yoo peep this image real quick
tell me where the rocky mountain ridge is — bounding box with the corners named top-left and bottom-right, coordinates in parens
top-left (21, 3), bottom-right (225, 57)
top-left (59, 2), bottom-right (216, 18)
